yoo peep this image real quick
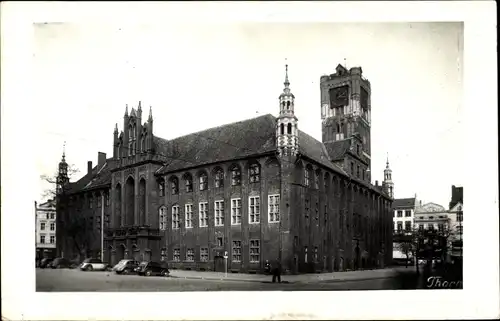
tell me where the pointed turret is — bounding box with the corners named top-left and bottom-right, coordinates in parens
top-left (382, 153), bottom-right (394, 198)
top-left (276, 60), bottom-right (299, 157)
top-left (57, 142), bottom-right (69, 194)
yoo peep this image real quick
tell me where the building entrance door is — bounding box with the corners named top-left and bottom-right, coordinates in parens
top-left (214, 256), bottom-right (225, 272)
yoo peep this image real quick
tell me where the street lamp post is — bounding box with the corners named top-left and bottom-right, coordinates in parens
top-left (101, 193), bottom-right (104, 262)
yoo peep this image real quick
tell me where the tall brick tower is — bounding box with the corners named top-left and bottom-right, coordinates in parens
top-left (320, 64), bottom-right (372, 182)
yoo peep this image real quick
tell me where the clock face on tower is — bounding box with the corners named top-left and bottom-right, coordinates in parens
top-left (329, 85), bottom-right (349, 108)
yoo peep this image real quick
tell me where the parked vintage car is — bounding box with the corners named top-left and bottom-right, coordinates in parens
top-left (39, 258), bottom-right (54, 269)
top-left (50, 257), bottom-right (77, 269)
top-left (135, 261), bottom-right (170, 277)
top-left (79, 258), bottom-right (111, 271)
top-left (112, 259), bottom-right (139, 275)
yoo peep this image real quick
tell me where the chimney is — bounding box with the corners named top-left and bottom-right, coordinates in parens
top-left (87, 161), bottom-right (93, 174)
top-left (98, 152), bottom-right (106, 168)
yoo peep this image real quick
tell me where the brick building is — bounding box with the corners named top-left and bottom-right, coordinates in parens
top-left (56, 64), bottom-right (393, 273)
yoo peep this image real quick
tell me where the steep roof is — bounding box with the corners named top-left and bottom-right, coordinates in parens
top-left (65, 158), bottom-right (117, 195)
top-left (324, 140), bottom-right (351, 161)
top-left (156, 114), bottom-right (277, 174)
top-left (392, 197), bottom-right (416, 209)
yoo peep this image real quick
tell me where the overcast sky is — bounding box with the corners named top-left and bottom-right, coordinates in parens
top-left (34, 22), bottom-right (463, 207)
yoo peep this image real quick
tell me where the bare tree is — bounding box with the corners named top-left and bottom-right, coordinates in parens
top-left (39, 164), bottom-right (80, 199)
top-left (396, 239), bottom-right (415, 268)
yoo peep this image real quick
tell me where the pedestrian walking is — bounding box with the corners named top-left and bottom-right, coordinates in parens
top-left (272, 258), bottom-right (282, 283)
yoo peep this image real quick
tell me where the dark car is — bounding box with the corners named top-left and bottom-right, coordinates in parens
top-left (50, 257), bottom-right (76, 269)
top-left (113, 259), bottom-right (139, 275)
top-left (135, 261), bottom-right (170, 276)
top-left (39, 258), bottom-right (54, 269)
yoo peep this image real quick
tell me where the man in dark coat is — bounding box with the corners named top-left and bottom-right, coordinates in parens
top-left (272, 258), bottom-right (282, 283)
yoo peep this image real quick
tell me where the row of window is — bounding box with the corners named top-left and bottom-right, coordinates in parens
top-left (159, 195), bottom-right (280, 230)
top-left (394, 221), bottom-right (462, 233)
top-left (395, 210), bottom-right (412, 217)
top-left (38, 212), bottom-right (55, 220)
top-left (39, 222), bottom-right (55, 231)
top-left (158, 164), bottom-right (261, 196)
top-left (39, 235), bottom-right (55, 244)
top-left (164, 240), bottom-right (261, 263)
top-left (87, 193), bottom-right (111, 209)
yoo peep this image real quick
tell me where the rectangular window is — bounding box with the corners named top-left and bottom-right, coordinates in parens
top-left (428, 224), bottom-right (434, 231)
top-left (357, 165), bottom-right (360, 178)
top-left (50, 235), bottom-right (55, 244)
top-left (97, 196), bottom-right (102, 207)
top-left (249, 240), bottom-right (260, 263)
top-left (173, 248), bottom-right (180, 262)
top-left (405, 221), bottom-right (411, 231)
top-left (397, 210), bottom-right (403, 217)
top-left (314, 172), bottom-right (319, 189)
top-left (50, 223), bottom-right (55, 231)
top-left (232, 241), bottom-right (242, 262)
top-left (40, 222), bottom-right (46, 231)
top-left (217, 237), bottom-right (223, 247)
top-left (186, 248), bottom-right (194, 262)
top-left (200, 247), bottom-right (209, 262)
top-left (304, 246), bottom-right (308, 263)
top-left (438, 223), bottom-right (444, 232)
top-left (231, 198), bottom-right (242, 225)
top-left (105, 193), bottom-right (110, 206)
top-left (185, 204), bottom-right (193, 228)
top-left (172, 205), bottom-right (180, 229)
top-left (397, 221), bottom-right (403, 232)
top-left (405, 210), bottom-right (412, 217)
top-left (268, 195), bottom-right (280, 223)
top-left (199, 202), bottom-right (208, 227)
top-left (40, 235), bottom-right (45, 244)
top-left (161, 248), bottom-right (167, 262)
top-left (50, 212), bottom-right (55, 219)
top-left (304, 170), bottom-right (310, 187)
top-left (419, 224), bottom-right (424, 231)
top-left (215, 200), bottom-right (224, 226)
top-left (89, 196), bottom-right (93, 208)
top-left (314, 246), bottom-right (318, 263)
top-left (249, 164), bottom-right (260, 183)
top-left (249, 196), bottom-right (260, 224)
top-left (305, 199), bottom-right (310, 218)
top-left (457, 212), bottom-right (463, 222)
top-left (457, 226), bottom-right (463, 234)
top-left (159, 207), bottom-right (167, 230)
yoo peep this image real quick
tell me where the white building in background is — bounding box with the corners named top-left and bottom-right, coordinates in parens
top-left (35, 199), bottom-right (57, 260)
top-left (414, 202), bottom-right (450, 232)
top-left (392, 196), bottom-right (418, 233)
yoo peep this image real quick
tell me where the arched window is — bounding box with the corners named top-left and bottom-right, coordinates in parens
top-left (314, 170), bottom-right (320, 189)
top-left (158, 179), bottom-right (165, 197)
top-left (249, 163), bottom-right (260, 183)
top-left (231, 165), bottom-right (241, 186)
top-left (170, 176), bottom-right (179, 195)
top-left (214, 168), bottom-right (224, 188)
top-left (287, 123), bottom-right (292, 135)
top-left (159, 206), bottom-right (167, 230)
top-left (184, 173), bottom-right (193, 192)
top-left (280, 123), bottom-right (284, 135)
top-left (199, 172), bottom-right (208, 191)
top-left (141, 135), bottom-right (146, 153)
top-left (287, 101), bottom-right (290, 109)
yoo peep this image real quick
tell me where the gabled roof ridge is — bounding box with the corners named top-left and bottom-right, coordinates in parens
top-left (166, 113), bottom-right (275, 142)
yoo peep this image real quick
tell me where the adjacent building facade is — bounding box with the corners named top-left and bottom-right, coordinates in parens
top-left (56, 64), bottom-right (393, 273)
top-left (35, 199), bottom-right (57, 260)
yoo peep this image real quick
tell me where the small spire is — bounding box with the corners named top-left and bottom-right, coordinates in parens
top-left (138, 101), bottom-right (142, 111)
top-left (62, 141), bottom-right (66, 162)
top-left (125, 104), bottom-right (129, 116)
top-left (114, 123), bottom-right (118, 133)
top-left (284, 58), bottom-right (290, 87)
top-left (386, 152), bottom-right (390, 168)
top-left (148, 106), bottom-right (153, 121)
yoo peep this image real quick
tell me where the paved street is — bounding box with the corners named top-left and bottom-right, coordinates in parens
top-left (36, 268), bottom-right (407, 291)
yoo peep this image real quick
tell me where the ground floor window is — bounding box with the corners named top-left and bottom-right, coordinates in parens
top-left (186, 248), bottom-right (194, 262)
top-left (200, 247), bottom-right (209, 262)
top-left (232, 241), bottom-right (242, 262)
top-left (250, 240), bottom-right (260, 263)
top-left (161, 248), bottom-right (167, 261)
top-left (173, 248), bottom-right (180, 262)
